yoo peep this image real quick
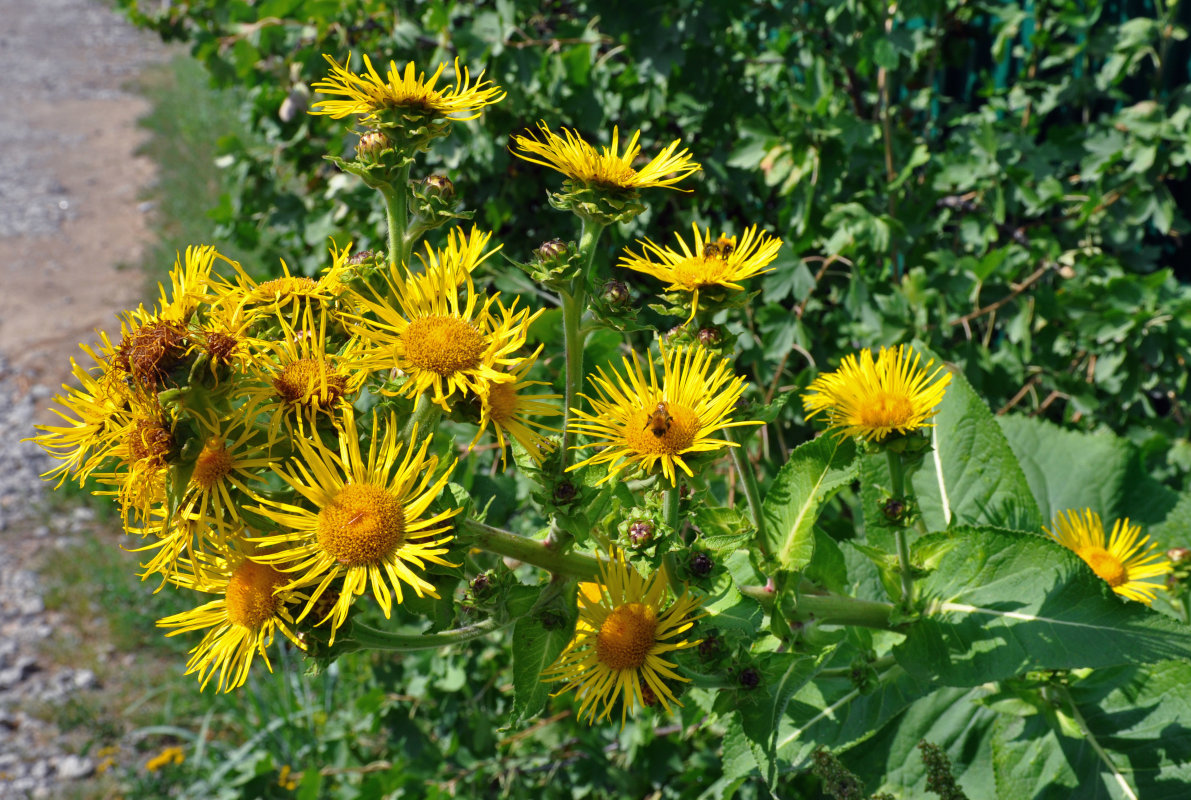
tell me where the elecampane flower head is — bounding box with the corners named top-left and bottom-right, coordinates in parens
top-left (544, 550), bottom-right (702, 727)
top-left (802, 345), bottom-right (951, 442)
top-left (348, 260), bottom-right (537, 412)
top-left (91, 394), bottom-right (177, 525)
top-left (511, 122), bottom-right (701, 192)
top-left (407, 226), bottom-right (501, 292)
top-left (158, 245), bottom-right (230, 326)
top-left (471, 343), bottom-right (561, 466)
top-left (570, 342), bottom-right (759, 486)
top-left (157, 551), bottom-right (307, 692)
top-left (310, 53), bottom-right (505, 126)
top-left (220, 255), bottom-right (343, 323)
top-left (1045, 509), bottom-right (1172, 604)
top-left (250, 407), bottom-right (460, 643)
top-left (619, 224), bottom-right (783, 323)
top-left (240, 307), bottom-right (367, 438)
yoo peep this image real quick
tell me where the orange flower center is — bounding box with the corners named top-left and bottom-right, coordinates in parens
top-left (856, 391), bottom-right (916, 430)
top-left (115, 320), bottom-right (187, 387)
top-left (204, 331), bottom-right (240, 365)
top-left (402, 316), bottom-right (486, 376)
top-left (225, 560), bottom-right (286, 629)
top-left (316, 484), bottom-right (405, 566)
top-left (128, 419), bottom-right (173, 464)
top-left (486, 379), bottom-right (519, 423)
top-left (596, 602), bottom-right (658, 670)
top-left (672, 255), bottom-right (732, 288)
top-left (1077, 545), bottom-right (1128, 588)
top-left (273, 358), bottom-right (349, 406)
top-left (192, 439), bottom-right (233, 490)
top-left (622, 402), bottom-right (699, 455)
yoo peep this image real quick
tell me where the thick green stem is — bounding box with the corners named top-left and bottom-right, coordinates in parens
top-left (664, 484), bottom-right (681, 533)
top-left (343, 617), bottom-right (511, 653)
top-left (726, 427), bottom-right (767, 556)
top-left (739, 584), bottom-right (897, 630)
top-left (887, 448), bottom-right (915, 610)
top-left (403, 394), bottom-right (443, 448)
top-left (461, 518), bottom-right (601, 580)
top-left (382, 164), bottom-right (413, 268)
top-left (557, 219), bottom-right (606, 477)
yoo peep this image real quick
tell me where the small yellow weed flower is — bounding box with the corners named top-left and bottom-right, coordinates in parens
top-left (544, 550), bottom-right (702, 727)
top-left (802, 345), bottom-right (951, 442)
top-left (310, 54), bottom-right (505, 125)
top-left (145, 745), bottom-right (185, 772)
top-left (158, 551), bottom-right (307, 692)
top-left (570, 343), bottom-right (757, 486)
top-left (1045, 509), bottom-right (1172, 604)
top-left (618, 223), bottom-right (783, 322)
top-left (250, 407), bottom-right (459, 642)
top-left (511, 122), bottom-right (701, 192)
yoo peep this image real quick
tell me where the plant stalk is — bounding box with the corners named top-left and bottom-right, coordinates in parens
top-left (557, 219), bottom-right (605, 476)
top-left (344, 617), bottom-right (512, 653)
top-left (887, 447), bottom-right (915, 609)
top-left (382, 163), bottom-right (413, 268)
top-left (461, 518), bottom-right (601, 580)
top-left (725, 427), bottom-right (767, 555)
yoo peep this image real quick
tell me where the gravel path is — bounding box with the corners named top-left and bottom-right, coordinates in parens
top-left (0, 1), bottom-right (172, 796)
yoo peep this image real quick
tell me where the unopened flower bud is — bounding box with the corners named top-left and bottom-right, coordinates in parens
top-left (347, 249), bottom-right (375, 266)
top-left (420, 174), bottom-right (455, 200)
top-left (689, 552), bottom-right (713, 577)
top-left (470, 572), bottom-right (492, 597)
top-left (601, 280), bottom-right (630, 306)
top-left (356, 131), bottom-right (389, 162)
top-left (534, 239), bottom-right (567, 262)
top-left (628, 519), bottom-right (654, 547)
top-left (1168, 547), bottom-right (1190, 565)
top-left (697, 326), bottom-right (722, 347)
top-left (697, 633), bottom-right (720, 659)
top-left (738, 667), bottom-right (761, 689)
top-left (553, 480), bottom-right (577, 504)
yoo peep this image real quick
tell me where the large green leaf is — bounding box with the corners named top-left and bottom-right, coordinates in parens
top-left (772, 661), bottom-right (934, 769)
top-left (998, 414), bottom-right (1178, 526)
top-left (894, 528), bottom-right (1191, 686)
top-left (510, 586), bottom-right (577, 721)
top-left (847, 685), bottom-right (998, 798)
top-left (991, 662), bottom-right (1191, 800)
top-left (910, 345), bottom-right (1043, 533)
top-left (761, 435), bottom-right (857, 571)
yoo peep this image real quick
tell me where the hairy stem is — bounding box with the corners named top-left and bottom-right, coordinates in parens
top-left (557, 219), bottom-right (606, 476)
top-left (461, 518), bottom-right (601, 580)
top-left (887, 447), bottom-right (915, 610)
top-left (725, 427), bottom-right (768, 556)
top-left (382, 163), bottom-right (413, 269)
top-left (344, 617), bottom-right (512, 653)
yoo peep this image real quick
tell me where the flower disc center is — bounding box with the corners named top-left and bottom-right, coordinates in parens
top-left (673, 256), bottom-right (729, 289)
top-left (1078, 545), bottom-right (1129, 587)
top-left (128, 420), bottom-right (173, 464)
top-left (623, 402), bottom-right (699, 455)
top-left (402, 315), bottom-right (486, 376)
top-left (486, 380), bottom-right (519, 422)
top-left (856, 391), bottom-right (916, 430)
top-left (596, 602), bottom-right (658, 670)
top-left (192, 439), bottom-right (233, 490)
top-left (273, 358), bottom-right (348, 406)
top-left (251, 276), bottom-right (319, 303)
top-left (316, 484), bottom-right (406, 566)
top-left (226, 560), bottom-right (286, 629)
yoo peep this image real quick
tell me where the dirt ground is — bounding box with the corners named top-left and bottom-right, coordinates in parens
top-left (0, 0), bottom-right (169, 408)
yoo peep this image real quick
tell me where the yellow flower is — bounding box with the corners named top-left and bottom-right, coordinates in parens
top-left (220, 253), bottom-right (345, 322)
top-left (310, 53), bottom-right (505, 124)
top-left (157, 245), bottom-right (229, 325)
top-left (240, 307), bottom-right (367, 437)
top-left (109, 304), bottom-right (191, 391)
top-left (158, 551), bottom-right (307, 692)
top-left (405, 226), bottom-right (501, 294)
top-left (570, 343), bottom-right (757, 486)
top-left (33, 346), bottom-right (142, 486)
top-left (250, 407), bottom-right (460, 642)
top-left (511, 122), bottom-right (701, 192)
top-left (802, 345), bottom-right (951, 442)
top-left (544, 550), bottom-right (702, 727)
top-left (90, 396), bottom-right (176, 526)
top-left (347, 260), bottom-right (538, 412)
top-left (618, 224), bottom-right (783, 322)
top-left (145, 745), bottom-right (186, 772)
top-left (1046, 509), bottom-right (1172, 604)
top-left (472, 344), bottom-right (561, 466)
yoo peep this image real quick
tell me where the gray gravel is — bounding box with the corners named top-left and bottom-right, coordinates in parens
top-left (1, 0), bottom-right (171, 796)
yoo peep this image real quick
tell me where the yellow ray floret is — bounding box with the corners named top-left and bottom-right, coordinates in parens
top-left (250, 407), bottom-right (460, 643)
top-left (544, 550), bottom-right (703, 727)
top-left (310, 53), bottom-right (505, 123)
top-left (511, 122), bottom-right (701, 191)
top-left (570, 342), bottom-right (758, 486)
top-left (1046, 509), bottom-right (1172, 604)
top-left (802, 345), bottom-right (951, 442)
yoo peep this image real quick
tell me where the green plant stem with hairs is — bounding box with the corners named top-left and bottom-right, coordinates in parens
top-left (887, 448), bottom-right (915, 610)
top-left (556, 218), bottom-right (606, 477)
top-left (342, 617), bottom-right (514, 653)
top-left (381, 163), bottom-right (413, 268)
top-left (725, 427), bottom-right (767, 556)
top-left (461, 518), bottom-right (601, 580)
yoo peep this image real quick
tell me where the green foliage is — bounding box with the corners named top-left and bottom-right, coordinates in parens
top-left (96, 1), bottom-right (1191, 798)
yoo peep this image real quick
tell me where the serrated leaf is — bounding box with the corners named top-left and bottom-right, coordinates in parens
top-left (511, 587), bottom-right (577, 722)
top-left (739, 649), bottom-right (834, 786)
top-left (692, 505), bottom-right (754, 555)
top-left (910, 344), bottom-right (1043, 533)
top-left (761, 435), bottom-right (858, 571)
top-left (998, 414), bottom-right (1178, 526)
top-left (894, 527), bottom-right (1191, 686)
